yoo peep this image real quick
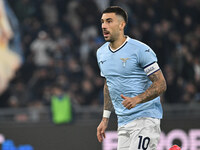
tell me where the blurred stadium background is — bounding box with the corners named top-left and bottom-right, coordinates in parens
top-left (0, 0), bottom-right (200, 150)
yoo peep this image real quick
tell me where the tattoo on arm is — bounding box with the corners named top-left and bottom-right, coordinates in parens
top-left (138, 70), bottom-right (167, 103)
top-left (104, 80), bottom-right (113, 111)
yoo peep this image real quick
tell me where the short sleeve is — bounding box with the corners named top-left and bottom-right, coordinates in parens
top-left (96, 50), bottom-right (105, 77)
top-left (138, 46), bottom-right (160, 76)
top-left (138, 46), bottom-right (158, 68)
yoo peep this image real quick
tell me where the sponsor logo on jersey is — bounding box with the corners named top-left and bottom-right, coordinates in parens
top-left (99, 60), bottom-right (107, 64)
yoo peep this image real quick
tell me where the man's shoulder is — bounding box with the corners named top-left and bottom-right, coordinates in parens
top-left (128, 38), bottom-right (150, 50)
top-left (97, 42), bottom-right (109, 55)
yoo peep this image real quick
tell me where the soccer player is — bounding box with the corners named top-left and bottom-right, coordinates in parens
top-left (96, 6), bottom-right (167, 150)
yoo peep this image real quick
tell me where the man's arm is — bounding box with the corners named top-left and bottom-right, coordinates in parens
top-left (122, 70), bottom-right (167, 109)
top-left (103, 81), bottom-right (113, 111)
top-left (138, 69), bottom-right (167, 103)
top-left (97, 80), bottom-right (113, 142)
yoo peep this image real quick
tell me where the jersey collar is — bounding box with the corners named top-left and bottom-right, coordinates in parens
top-left (108, 36), bottom-right (130, 53)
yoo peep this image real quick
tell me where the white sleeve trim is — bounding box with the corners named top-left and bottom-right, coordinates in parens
top-left (144, 62), bottom-right (160, 76)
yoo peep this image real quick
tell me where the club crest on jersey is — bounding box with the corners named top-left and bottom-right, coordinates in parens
top-left (120, 58), bottom-right (129, 67)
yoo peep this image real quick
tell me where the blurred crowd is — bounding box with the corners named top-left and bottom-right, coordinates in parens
top-left (0, 0), bottom-right (200, 108)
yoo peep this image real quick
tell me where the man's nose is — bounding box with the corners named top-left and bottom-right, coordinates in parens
top-left (102, 23), bottom-right (107, 29)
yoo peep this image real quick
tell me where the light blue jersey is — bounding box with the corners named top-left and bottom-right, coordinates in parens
top-left (96, 36), bottom-right (163, 127)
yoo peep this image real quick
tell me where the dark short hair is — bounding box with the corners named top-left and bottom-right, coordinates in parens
top-left (102, 6), bottom-right (128, 24)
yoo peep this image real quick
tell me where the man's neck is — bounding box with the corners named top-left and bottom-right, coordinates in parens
top-left (109, 35), bottom-right (127, 51)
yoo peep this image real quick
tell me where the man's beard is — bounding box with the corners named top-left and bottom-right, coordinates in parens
top-left (105, 39), bottom-right (114, 42)
top-left (104, 36), bottom-right (114, 42)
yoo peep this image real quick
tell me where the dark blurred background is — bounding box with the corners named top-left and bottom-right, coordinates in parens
top-left (0, 0), bottom-right (200, 150)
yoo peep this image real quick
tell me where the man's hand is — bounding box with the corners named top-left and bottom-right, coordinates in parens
top-left (97, 118), bottom-right (109, 142)
top-left (121, 94), bottom-right (141, 109)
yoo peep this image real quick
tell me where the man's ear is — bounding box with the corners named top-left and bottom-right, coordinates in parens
top-left (119, 21), bottom-right (126, 31)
